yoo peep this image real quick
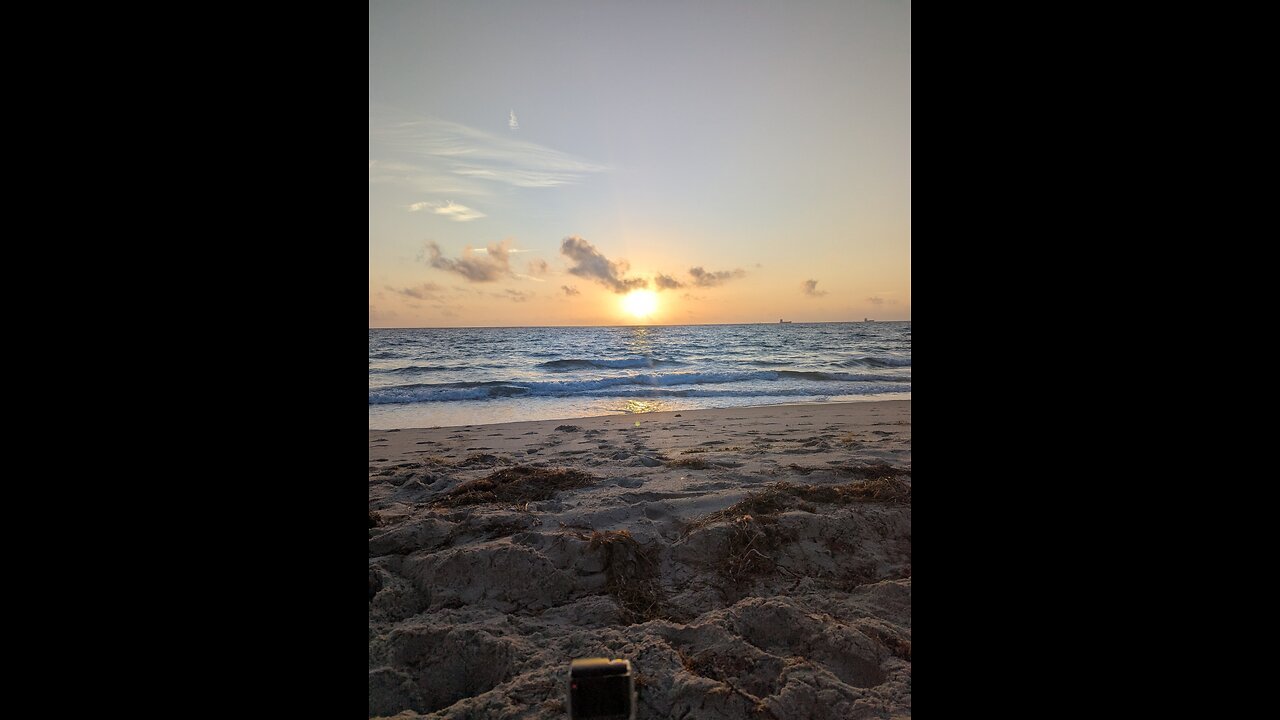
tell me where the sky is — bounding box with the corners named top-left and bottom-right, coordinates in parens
top-left (370, 0), bottom-right (910, 327)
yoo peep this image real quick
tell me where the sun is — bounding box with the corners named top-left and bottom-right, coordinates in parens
top-left (621, 289), bottom-right (659, 319)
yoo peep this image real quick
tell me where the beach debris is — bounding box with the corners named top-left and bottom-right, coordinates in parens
top-left (432, 465), bottom-right (596, 507)
top-left (686, 478), bottom-right (912, 536)
top-left (554, 424), bottom-right (581, 432)
top-left (452, 452), bottom-right (508, 469)
top-left (839, 462), bottom-right (911, 479)
top-left (718, 513), bottom-right (793, 584)
top-left (587, 530), bottom-right (669, 624)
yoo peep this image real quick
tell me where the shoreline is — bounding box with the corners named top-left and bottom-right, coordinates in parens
top-left (370, 399), bottom-right (910, 718)
top-left (370, 397), bottom-right (911, 433)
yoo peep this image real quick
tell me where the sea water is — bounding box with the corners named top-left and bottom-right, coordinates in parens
top-left (369, 322), bottom-right (910, 428)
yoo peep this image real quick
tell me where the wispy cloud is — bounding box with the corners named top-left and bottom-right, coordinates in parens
top-left (867, 296), bottom-right (885, 306)
top-left (513, 259), bottom-right (548, 283)
top-left (802, 279), bottom-right (827, 297)
top-left (493, 289), bottom-right (531, 302)
top-left (372, 109), bottom-right (607, 189)
top-left (562, 285), bottom-right (580, 296)
top-left (689, 267), bottom-right (746, 287)
top-left (407, 200), bottom-right (486, 222)
top-left (654, 273), bottom-right (685, 290)
top-left (560, 236), bottom-right (648, 294)
top-left (473, 246), bottom-right (531, 254)
top-left (369, 159), bottom-right (486, 196)
top-left (509, 109), bottom-right (519, 130)
top-left (422, 240), bottom-right (514, 282)
top-left (385, 283), bottom-right (442, 300)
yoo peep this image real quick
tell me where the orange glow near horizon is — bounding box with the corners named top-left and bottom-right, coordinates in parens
top-left (621, 289), bottom-right (659, 320)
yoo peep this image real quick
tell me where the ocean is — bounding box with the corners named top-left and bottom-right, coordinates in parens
top-left (369, 322), bottom-right (910, 428)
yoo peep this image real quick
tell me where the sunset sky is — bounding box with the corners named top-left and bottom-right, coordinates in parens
top-left (370, 0), bottom-right (910, 328)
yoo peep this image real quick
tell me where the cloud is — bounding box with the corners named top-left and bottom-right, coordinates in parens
top-left (385, 283), bottom-right (441, 300)
top-left (562, 285), bottom-right (580, 296)
top-left (654, 273), bottom-right (685, 290)
top-left (688, 266), bottom-right (746, 287)
top-left (509, 109), bottom-right (519, 130)
top-left (493, 289), bottom-right (530, 302)
top-left (560, 236), bottom-right (648, 294)
top-left (372, 109), bottom-right (607, 189)
top-left (474, 246), bottom-right (530, 254)
top-left (369, 159), bottom-right (486, 197)
top-left (423, 240), bottom-right (513, 282)
top-left (867, 296), bottom-right (885, 306)
top-left (802, 279), bottom-right (828, 297)
top-left (408, 200), bottom-right (485, 222)
top-left (527, 259), bottom-right (549, 276)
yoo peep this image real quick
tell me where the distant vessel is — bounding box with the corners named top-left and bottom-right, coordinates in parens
top-left (779, 319), bottom-right (792, 324)
top-left (865, 318), bottom-right (874, 322)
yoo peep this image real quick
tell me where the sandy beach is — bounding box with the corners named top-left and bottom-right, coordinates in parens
top-left (369, 400), bottom-right (911, 719)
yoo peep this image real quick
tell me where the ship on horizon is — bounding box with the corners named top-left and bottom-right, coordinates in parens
top-left (779, 318), bottom-right (792, 324)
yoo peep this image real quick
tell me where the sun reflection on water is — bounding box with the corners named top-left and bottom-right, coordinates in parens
top-left (619, 398), bottom-right (666, 414)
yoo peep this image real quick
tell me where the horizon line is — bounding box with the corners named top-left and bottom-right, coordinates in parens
top-left (369, 319), bottom-right (911, 331)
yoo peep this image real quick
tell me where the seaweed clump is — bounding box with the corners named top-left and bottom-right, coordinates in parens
top-left (433, 466), bottom-right (596, 507)
top-left (688, 477), bottom-right (911, 532)
top-left (588, 530), bottom-right (669, 624)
